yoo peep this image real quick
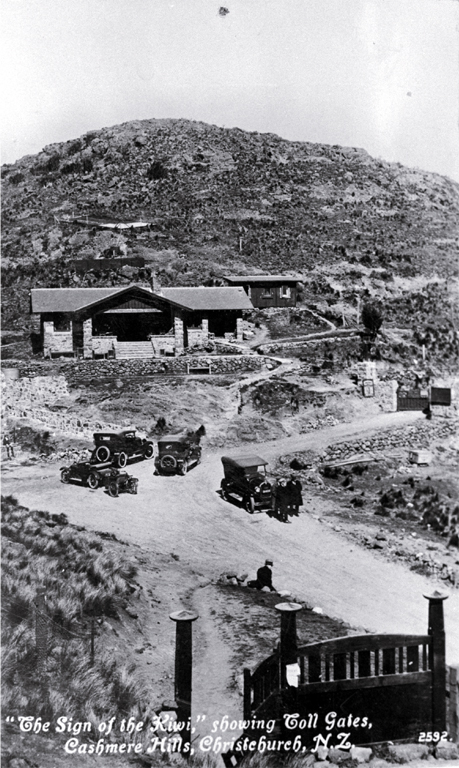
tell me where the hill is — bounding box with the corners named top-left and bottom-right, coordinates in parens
top-left (2, 118), bottom-right (458, 365)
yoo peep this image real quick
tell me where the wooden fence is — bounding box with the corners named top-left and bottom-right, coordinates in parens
top-left (224, 593), bottom-right (456, 765)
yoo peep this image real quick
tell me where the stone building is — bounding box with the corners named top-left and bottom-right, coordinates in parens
top-left (30, 285), bottom-right (252, 359)
top-left (223, 275), bottom-right (301, 308)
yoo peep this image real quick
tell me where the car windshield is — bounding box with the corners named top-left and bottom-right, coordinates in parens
top-left (244, 465), bottom-right (267, 478)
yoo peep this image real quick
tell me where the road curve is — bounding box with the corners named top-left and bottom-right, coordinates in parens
top-left (3, 410), bottom-right (458, 664)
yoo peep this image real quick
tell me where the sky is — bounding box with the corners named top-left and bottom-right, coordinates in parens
top-left (2, 0), bottom-right (459, 181)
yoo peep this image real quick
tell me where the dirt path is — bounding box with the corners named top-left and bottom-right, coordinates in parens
top-left (2, 410), bottom-right (458, 674)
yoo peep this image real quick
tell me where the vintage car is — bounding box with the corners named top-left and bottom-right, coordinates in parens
top-left (92, 429), bottom-right (155, 467)
top-left (102, 468), bottom-right (139, 497)
top-left (154, 432), bottom-right (202, 475)
top-left (60, 460), bottom-right (113, 489)
top-left (220, 454), bottom-right (274, 513)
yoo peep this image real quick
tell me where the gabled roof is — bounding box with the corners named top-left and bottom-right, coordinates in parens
top-left (31, 287), bottom-right (123, 313)
top-left (224, 275), bottom-right (301, 284)
top-left (160, 287), bottom-right (253, 311)
top-left (30, 285), bottom-right (254, 314)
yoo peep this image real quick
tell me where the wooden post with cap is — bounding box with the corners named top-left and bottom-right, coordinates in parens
top-left (170, 609), bottom-right (199, 753)
top-left (35, 587), bottom-right (48, 671)
top-left (424, 590), bottom-right (448, 732)
top-left (275, 602), bottom-right (302, 686)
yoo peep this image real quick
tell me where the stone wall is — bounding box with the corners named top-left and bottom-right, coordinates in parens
top-left (148, 334), bottom-right (175, 355)
top-left (1, 373), bottom-right (121, 438)
top-left (92, 336), bottom-right (117, 355)
top-left (2, 354), bottom-right (274, 385)
top-left (1, 374), bottom-right (69, 411)
top-left (187, 327), bottom-right (208, 347)
top-left (43, 321), bottom-right (73, 356)
top-left (4, 403), bottom-right (120, 438)
top-left (83, 318), bottom-right (92, 358)
top-left (321, 418), bottom-right (456, 463)
top-left (174, 315), bottom-right (184, 351)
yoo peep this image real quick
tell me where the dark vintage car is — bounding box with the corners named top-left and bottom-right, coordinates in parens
top-left (220, 454), bottom-right (274, 513)
top-left (92, 429), bottom-right (155, 467)
top-left (154, 432), bottom-right (202, 475)
top-left (102, 468), bottom-right (139, 497)
top-left (60, 460), bottom-right (113, 489)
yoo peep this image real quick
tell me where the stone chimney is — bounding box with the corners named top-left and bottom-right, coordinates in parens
top-left (151, 271), bottom-right (162, 295)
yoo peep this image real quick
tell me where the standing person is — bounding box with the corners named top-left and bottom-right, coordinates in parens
top-left (275, 478), bottom-right (290, 523)
top-left (3, 434), bottom-right (14, 459)
top-left (423, 404), bottom-right (432, 420)
top-left (287, 474), bottom-right (303, 516)
top-left (248, 560), bottom-right (276, 591)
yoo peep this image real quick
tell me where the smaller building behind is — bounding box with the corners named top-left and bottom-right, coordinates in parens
top-left (223, 275), bottom-right (301, 308)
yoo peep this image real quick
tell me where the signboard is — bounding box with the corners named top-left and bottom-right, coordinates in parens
top-left (362, 379), bottom-right (374, 397)
top-left (431, 387), bottom-right (452, 406)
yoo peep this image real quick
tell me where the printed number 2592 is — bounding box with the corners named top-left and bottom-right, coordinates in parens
top-left (418, 731), bottom-right (448, 743)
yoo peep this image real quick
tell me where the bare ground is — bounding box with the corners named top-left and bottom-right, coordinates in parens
top-left (2, 409), bottom-right (459, 766)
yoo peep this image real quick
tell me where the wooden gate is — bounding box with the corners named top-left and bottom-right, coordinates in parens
top-left (397, 389), bottom-right (429, 411)
top-left (224, 593), bottom-right (448, 765)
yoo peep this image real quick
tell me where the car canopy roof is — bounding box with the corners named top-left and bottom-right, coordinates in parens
top-left (94, 428), bottom-right (136, 438)
top-left (221, 454), bottom-right (268, 468)
top-left (158, 433), bottom-right (192, 444)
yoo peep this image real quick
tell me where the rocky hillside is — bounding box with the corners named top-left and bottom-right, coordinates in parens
top-left (2, 118), bottom-right (458, 358)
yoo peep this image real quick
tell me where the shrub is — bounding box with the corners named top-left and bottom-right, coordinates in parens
top-left (361, 302), bottom-right (383, 340)
top-left (1, 496), bottom-right (147, 723)
top-left (147, 160), bottom-right (168, 180)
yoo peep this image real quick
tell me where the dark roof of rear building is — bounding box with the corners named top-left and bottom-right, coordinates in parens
top-left (224, 275), bottom-right (301, 284)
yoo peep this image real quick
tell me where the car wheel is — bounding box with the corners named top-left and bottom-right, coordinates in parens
top-left (108, 481), bottom-right (119, 498)
top-left (179, 461), bottom-right (188, 476)
top-left (144, 443), bottom-right (154, 459)
top-left (117, 452), bottom-right (127, 468)
top-left (60, 469), bottom-right (71, 484)
top-left (95, 445), bottom-right (110, 463)
top-left (244, 496), bottom-right (255, 514)
top-left (161, 455), bottom-right (176, 471)
top-left (87, 472), bottom-right (100, 489)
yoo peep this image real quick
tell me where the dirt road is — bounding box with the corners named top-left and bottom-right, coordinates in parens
top-left (3, 410), bottom-right (458, 671)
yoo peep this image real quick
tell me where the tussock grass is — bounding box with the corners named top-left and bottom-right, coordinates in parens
top-left (1, 495), bottom-right (151, 726)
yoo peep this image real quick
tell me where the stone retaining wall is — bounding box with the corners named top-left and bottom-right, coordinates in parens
top-left (321, 418), bottom-right (456, 463)
top-left (4, 403), bottom-right (120, 439)
top-left (2, 354), bottom-right (275, 384)
top-left (1, 374), bottom-right (69, 407)
top-left (1, 372), bottom-right (121, 438)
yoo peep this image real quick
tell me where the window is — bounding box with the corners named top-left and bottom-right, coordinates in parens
top-left (280, 285), bottom-right (291, 298)
top-left (262, 287), bottom-right (273, 298)
top-left (53, 313), bottom-right (71, 332)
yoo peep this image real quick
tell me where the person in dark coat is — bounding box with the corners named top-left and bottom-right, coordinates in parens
top-left (3, 434), bottom-right (14, 459)
top-left (423, 405), bottom-right (432, 420)
top-left (287, 474), bottom-right (303, 516)
top-left (275, 478), bottom-right (290, 523)
top-left (248, 560), bottom-right (276, 591)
